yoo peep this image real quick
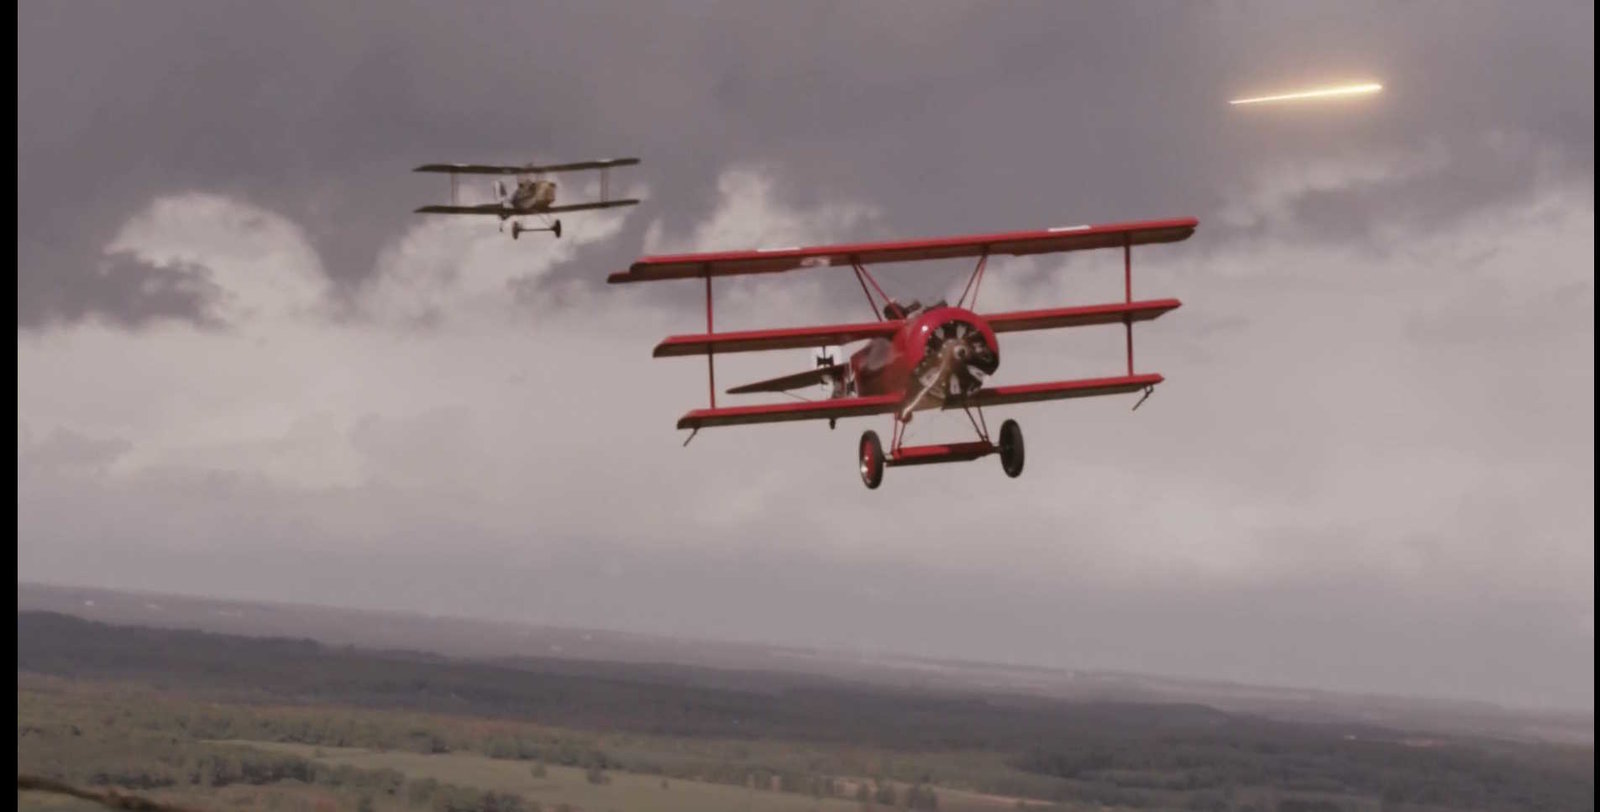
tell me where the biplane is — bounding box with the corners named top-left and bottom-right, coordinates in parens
top-left (413, 157), bottom-right (641, 239)
top-left (609, 217), bottom-right (1198, 489)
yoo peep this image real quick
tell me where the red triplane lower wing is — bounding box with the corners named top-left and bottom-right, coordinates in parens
top-left (676, 374), bottom-right (1163, 430)
top-left (963, 374), bottom-right (1161, 407)
top-left (609, 218), bottom-right (1197, 284)
top-left (652, 299), bottom-right (1180, 358)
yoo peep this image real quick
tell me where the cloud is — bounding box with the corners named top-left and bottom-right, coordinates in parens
top-left (105, 193), bottom-right (328, 326)
top-left (17, 162), bottom-right (1594, 709)
top-left (1217, 142), bottom-right (1452, 230)
top-left (15, 3), bottom-right (1595, 710)
top-left (642, 166), bottom-right (884, 255)
top-left (21, 3), bottom-right (1590, 328)
top-left (358, 187), bottom-right (641, 330)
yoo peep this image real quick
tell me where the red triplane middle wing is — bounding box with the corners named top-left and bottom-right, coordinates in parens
top-left (652, 299), bottom-right (1180, 358)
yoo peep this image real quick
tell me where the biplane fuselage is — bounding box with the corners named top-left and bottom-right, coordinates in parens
top-left (504, 178), bottom-right (558, 216)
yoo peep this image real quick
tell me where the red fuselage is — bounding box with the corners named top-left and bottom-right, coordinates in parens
top-left (848, 306), bottom-right (1000, 406)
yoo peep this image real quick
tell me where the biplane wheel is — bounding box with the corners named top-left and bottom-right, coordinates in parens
top-left (998, 419), bottom-right (1025, 478)
top-left (859, 431), bottom-right (885, 490)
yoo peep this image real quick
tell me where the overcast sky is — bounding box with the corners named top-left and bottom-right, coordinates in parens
top-left (17, 1), bottom-right (1594, 712)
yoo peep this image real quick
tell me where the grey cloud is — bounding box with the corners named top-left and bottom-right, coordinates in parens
top-left (18, 1), bottom-right (1593, 328)
top-left (17, 427), bottom-right (133, 474)
top-left (21, 252), bottom-right (226, 331)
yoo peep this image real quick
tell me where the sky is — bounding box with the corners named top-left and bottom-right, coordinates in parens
top-left (16, 1), bottom-right (1594, 712)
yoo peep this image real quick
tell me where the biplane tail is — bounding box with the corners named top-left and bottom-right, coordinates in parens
top-left (726, 364), bottom-right (846, 395)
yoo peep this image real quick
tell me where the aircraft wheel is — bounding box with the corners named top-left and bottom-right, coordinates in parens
top-left (998, 419), bottom-right (1025, 478)
top-left (859, 431), bottom-right (885, 490)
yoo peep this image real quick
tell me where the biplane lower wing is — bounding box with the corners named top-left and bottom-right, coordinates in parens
top-left (655, 321), bottom-right (901, 358)
top-left (609, 217), bottom-right (1198, 284)
top-left (676, 373), bottom-right (1163, 430)
top-left (414, 199), bottom-right (641, 217)
top-left (415, 204), bottom-right (507, 216)
top-left (543, 199), bottom-right (642, 214)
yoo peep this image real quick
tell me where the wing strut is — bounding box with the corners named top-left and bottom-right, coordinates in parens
top-left (956, 250), bottom-right (990, 310)
top-left (1131, 385), bottom-right (1155, 411)
top-left (851, 260), bottom-right (894, 319)
top-left (705, 270), bottom-right (716, 409)
top-left (1124, 234), bottom-right (1134, 375)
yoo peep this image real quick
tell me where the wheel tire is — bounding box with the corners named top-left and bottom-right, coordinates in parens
top-left (998, 419), bottom-right (1025, 478)
top-left (859, 431), bottom-right (885, 490)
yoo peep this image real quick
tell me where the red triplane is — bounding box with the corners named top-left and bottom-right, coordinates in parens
top-left (608, 217), bottom-right (1198, 489)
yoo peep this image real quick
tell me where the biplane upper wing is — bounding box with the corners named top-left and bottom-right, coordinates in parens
top-left (609, 217), bottom-right (1198, 284)
top-left (676, 373), bottom-right (1162, 430)
top-left (414, 158), bottom-right (641, 175)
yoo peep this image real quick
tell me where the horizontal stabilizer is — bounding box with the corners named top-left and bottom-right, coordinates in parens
top-left (727, 364), bottom-right (846, 395)
top-left (655, 320), bottom-right (900, 358)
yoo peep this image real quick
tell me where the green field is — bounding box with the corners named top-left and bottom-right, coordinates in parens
top-left (238, 742), bottom-right (901, 812)
top-left (18, 792), bottom-right (113, 812)
top-left (17, 612), bottom-right (1594, 812)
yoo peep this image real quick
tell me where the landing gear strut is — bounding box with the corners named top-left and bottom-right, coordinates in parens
top-left (859, 431), bottom-right (885, 490)
top-left (855, 411), bottom-right (1026, 490)
top-left (998, 419), bottom-right (1025, 478)
top-left (511, 218), bottom-right (561, 240)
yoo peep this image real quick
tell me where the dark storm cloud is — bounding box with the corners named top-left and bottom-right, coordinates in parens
top-left (17, 0), bottom-right (1593, 328)
top-left (23, 253), bottom-right (226, 331)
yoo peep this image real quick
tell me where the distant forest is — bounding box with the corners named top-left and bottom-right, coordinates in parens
top-left (17, 611), bottom-right (1594, 812)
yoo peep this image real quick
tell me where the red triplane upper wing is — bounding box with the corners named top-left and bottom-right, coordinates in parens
top-left (608, 217), bottom-right (1198, 284)
top-left (676, 374), bottom-right (1164, 430)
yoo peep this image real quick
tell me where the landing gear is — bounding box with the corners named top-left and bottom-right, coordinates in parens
top-left (859, 430), bottom-right (885, 490)
top-left (998, 419), bottom-right (1024, 478)
top-left (510, 218), bottom-right (561, 240)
